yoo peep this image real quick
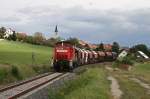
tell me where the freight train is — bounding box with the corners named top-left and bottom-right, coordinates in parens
top-left (52, 41), bottom-right (117, 71)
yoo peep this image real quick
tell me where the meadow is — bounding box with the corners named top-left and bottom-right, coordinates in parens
top-left (0, 40), bottom-right (53, 65)
top-left (0, 40), bottom-right (53, 84)
top-left (111, 62), bottom-right (150, 99)
top-left (131, 62), bottom-right (150, 83)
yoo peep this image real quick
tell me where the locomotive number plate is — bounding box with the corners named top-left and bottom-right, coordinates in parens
top-left (56, 50), bottom-right (68, 52)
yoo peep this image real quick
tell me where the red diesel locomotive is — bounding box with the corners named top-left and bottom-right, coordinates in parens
top-left (52, 41), bottom-right (117, 71)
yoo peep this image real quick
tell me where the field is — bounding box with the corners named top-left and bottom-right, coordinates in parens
top-left (131, 62), bottom-right (150, 83)
top-left (0, 40), bottom-right (53, 65)
top-left (111, 63), bottom-right (150, 99)
top-left (0, 40), bottom-right (53, 84)
top-left (49, 63), bottom-right (150, 99)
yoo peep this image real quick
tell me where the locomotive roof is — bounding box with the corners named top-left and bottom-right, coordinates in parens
top-left (56, 41), bottom-right (73, 45)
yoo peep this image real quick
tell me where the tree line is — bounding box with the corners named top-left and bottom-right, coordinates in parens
top-left (96, 42), bottom-right (150, 57)
top-left (16, 32), bottom-right (62, 47)
top-left (0, 27), bottom-right (61, 47)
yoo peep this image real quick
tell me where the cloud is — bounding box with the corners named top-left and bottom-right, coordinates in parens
top-left (0, 4), bottom-right (150, 46)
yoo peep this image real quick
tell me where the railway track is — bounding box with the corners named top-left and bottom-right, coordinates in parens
top-left (0, 72), bottom-right (66, 99)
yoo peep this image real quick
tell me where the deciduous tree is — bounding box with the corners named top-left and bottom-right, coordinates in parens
top-left (33, 32), bottom-right (45, 45)
top-left (0, 27), bottom-right (6, 38)
top-left (112, 42), bottom-right (120, 53)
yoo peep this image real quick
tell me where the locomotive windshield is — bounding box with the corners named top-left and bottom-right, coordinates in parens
top-left (54, 42), bottom-right (74, 61)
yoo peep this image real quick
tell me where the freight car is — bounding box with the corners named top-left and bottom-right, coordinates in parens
top-left (52, 41), bottom-right (117, 71)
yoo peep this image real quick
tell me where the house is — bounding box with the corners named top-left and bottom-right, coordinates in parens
top-left (86, 43), bottom-right (97, 49)
top-left (3, 28), bottom-right (14, 38)
top-left (78, 40), bottom-right (87, 46)
top-left (78, 40), bottom-right (98, 49)
top-left (103, 44), bottom-right (112, 51)
top-left (117, 50), bottom-right (128, 61)
top-left (136, 51), bottom-right (149, 59)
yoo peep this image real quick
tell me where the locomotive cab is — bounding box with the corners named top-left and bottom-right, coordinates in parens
top-left (53, 41), bottom-right (75, 71)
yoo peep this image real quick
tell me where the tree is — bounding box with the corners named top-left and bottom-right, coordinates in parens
top-left (16, 33), bottom-right (27, 42)
top-left (99, 42), bottom-right (104, 51)
top-left (0, 27), bottom-right (6, 38)
top-left (25, 36), bottom-right (33, 44)
top-left (33, 32), bottom-right (45, 45)
top-left (43, 37), bottom-right (60, 47)
top-left (11, 31), bottom-right (17, 41)
top-left (112, 42), bottom-right (120, 53)
top-left (66, 37), bottom-right (80, 46)
top-left (95, 42), bottom-right (104, 51)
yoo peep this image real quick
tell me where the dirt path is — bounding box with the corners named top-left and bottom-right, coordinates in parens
top-left (130, 78), bottom-right (150, 94)
top-left (108, 76), bottom-right (123, 99)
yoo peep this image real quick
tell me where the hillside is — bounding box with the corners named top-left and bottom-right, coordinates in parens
top-left (0, 40), bottom-right (53, 65)
top-left (0, 40), bottom-right (53, 84)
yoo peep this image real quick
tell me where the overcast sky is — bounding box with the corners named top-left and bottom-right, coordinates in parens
top-left (0, 0), bottom-right (150, 46)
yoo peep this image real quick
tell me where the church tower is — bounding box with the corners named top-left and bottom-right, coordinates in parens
top-left (54, 25), bottom-right (58, 38)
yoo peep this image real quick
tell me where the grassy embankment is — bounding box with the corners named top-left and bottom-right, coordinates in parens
top-left (49, 65), bottom-right (112, 99)
top-left (0, 40), bottom-right (53, 84)
top-left (131, 62), bottom-right (150, 83)
top-left (110, 62), bottom-right (150, 99)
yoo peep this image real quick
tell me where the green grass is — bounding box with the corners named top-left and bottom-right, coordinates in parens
top-left (131, 62), bottom-right (150, 83)
top-left (110, 62), bottom-right (150, 99)
top-left (115, 75), bottom-right (150, 99)
top-left (49, 67), bottom-right (112, 99)
top-left (0, 40), bottom-right (53, 65)
top-left (0, 40), bottom-right (53, 84)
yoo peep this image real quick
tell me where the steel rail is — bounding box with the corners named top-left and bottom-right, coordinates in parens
top-left (0, 72), bottom-right (54, 92)
top-left (8, 73), bottom-right (66, 99)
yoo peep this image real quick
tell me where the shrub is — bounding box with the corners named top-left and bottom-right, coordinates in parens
top-left (11, 65), bottom-right (22, 80)
top-left (25, 36), bottom-right (34, 44)
top-left (113, 55), bottom-right (134, 68)
top-left (122, 56), bottom-right (134, 65)
top-left (32, 65), bottom-right (50, 74)
top-left (0, 68), bottom-right (8, 81)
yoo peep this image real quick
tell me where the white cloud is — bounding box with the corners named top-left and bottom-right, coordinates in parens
top-left (0, 0), bottom-right (150, 46)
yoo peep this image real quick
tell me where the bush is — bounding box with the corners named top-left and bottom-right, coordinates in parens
top-left (32, 65), bottom-right (51, 74)
top-left (25, 36), bottom-right (34, 44)
top-left (0, 68), bottom-right (8, 81)
top-left (122, 56), bottom-right (134, 65)
top-left (11, 65), bottom-right (22, 80)
top-left (113, 55), bottom-right (134, 68)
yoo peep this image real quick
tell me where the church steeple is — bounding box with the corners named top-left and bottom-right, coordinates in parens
top-left (55, 25), bottom-right (58, 33)
top-left (54, 25), bottom-right (58, 38)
